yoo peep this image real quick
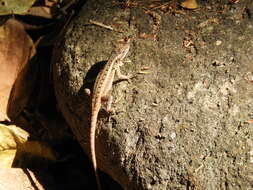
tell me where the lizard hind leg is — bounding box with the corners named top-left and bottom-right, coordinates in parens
top-left (101, 95), bottom-right (113, 113)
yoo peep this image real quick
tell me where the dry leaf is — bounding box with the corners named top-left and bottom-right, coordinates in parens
top-left (229, 0), bottom-right (240, 4)
top-left (0, 124), bottom-right (29, 151)
top-left (0, 0), bottom-right (36, 15)
top-left (27, 6), bottom-right (53, 18)
top-left (181, 0), bottom-right (198, 9)
top-left (0, 124), bottom-right (29, 168)
top-left (246, 119), bottom-right (253, 123)
top-left (45, 0), bottom-right (59, 7)
top-left (0, 87), bottom-right (10, 121)
top-left (0, 150), bottom-right (16, 168)
top-left (0, 19), bottom-right (35, 121)
top-left (7, 57), bottom-right (40, 120)
top-left (0, 123), bottom-right (57, 168)
top-left (0, 168), bottom-right (44, 190)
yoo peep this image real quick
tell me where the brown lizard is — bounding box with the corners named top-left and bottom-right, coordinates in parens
top-left (85, 37), bottom-right (131, 190)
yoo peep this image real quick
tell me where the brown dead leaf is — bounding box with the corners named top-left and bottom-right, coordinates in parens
top-left (0, 87), bottom-right (10, 121)
top-left (246, 119), bottom-right (253, 123)
top-left (0, 168), bottom-right (44, 190)
top-left (229, 0), bottom-right (240, 4)
top-left (7, 56), bottom-right (40, 120)
top-left (181, 0), bottom-right (198, 9)
top-left (0, 19), bottom-right (35, 121)
top-left (27, 6), bottom-right (53, 18)
top-left (45, 0), bottom-right (58, 7)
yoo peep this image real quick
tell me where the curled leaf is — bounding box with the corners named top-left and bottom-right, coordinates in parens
top-left (0, 19), bottom-right (35, 121)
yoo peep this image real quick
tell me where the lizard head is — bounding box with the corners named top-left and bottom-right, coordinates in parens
top-left (114, 37), bottom-right (131, 64)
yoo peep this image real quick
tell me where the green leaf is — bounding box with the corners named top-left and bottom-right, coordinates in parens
top-left (0, 0), bottom-right (36, 15)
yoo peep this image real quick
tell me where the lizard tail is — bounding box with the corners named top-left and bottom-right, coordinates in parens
top-left (90, 111), bottom-right (102, 190)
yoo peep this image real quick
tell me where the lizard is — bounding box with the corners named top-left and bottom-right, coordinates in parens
top-left (85, 37), bottom-right (131, 190)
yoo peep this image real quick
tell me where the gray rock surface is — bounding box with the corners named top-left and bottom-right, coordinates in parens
top-left (53, 0), bottom-right (253, 189)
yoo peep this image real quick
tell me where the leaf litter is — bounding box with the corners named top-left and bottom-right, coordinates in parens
top-left (0, 0), bottom-right (87, 189)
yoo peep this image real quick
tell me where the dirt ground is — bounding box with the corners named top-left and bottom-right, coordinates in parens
top-left (53, 0), bottom-right (253, 189)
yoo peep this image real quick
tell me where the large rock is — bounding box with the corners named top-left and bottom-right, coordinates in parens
top-left (53, 0), bottom-right (253, 189)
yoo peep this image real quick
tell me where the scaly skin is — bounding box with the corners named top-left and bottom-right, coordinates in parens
top-left (88, 38), bottom-right (131, 190)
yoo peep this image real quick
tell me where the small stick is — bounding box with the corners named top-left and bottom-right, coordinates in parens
top-left (89, 19), bottom-right (114, 31)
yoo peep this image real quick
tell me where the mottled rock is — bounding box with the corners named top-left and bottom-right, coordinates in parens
top-left (53, 0), bottom-right (253, 189)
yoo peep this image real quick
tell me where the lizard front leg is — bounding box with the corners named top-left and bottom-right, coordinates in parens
top-left (115, 64), bottom-right (132, 81)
